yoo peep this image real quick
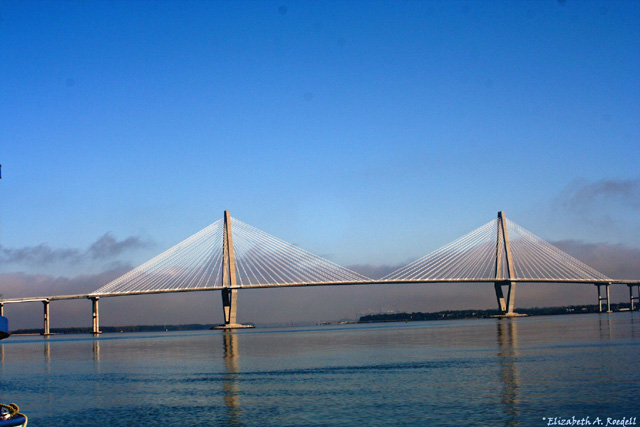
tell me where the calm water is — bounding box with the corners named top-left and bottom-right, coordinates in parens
top-left (1, 313), bottom-right (639, 426)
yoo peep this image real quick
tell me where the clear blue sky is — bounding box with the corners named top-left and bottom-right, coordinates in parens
top-left (1, 1), bottom-right (639, 327)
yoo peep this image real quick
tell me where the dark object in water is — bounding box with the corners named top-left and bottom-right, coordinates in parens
top-left (0, 403), bottom-right (28, 426)
top-left (0, 316), bottom-right (9, 340)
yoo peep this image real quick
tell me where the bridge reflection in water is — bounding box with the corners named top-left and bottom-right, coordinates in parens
top-left (44, 340), bottom-right (50, 364)
top-left (216, 324), bottom-right (524, 426)
top-left (497, 319), bottom-right (520, 427)
top-left (93, 339), bottom-right (100, 362)
top-left (71, 331), bottom-right (242, 425)
top-left (222, 332), bottom-right (242, 426)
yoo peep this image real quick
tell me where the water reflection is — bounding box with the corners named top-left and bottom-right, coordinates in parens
top-left (630, 312), bottom-right (638, 339)
top-left (598, 314), bottom-right (612, 340)
top-left (497, 319), bottom-right (520, 427)
top-left (43, 339), bottom-right (52, 373)
top-left (93, 339), bottom-right (100, 362)
top-left (222, 332), bottom-right (241, 426)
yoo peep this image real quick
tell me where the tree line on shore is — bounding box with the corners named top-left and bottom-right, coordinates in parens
top-left (358, 303), bottom-right (634, 323)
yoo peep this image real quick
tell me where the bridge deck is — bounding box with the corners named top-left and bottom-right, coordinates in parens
top-left (2, 278), bottom-right (639, 304)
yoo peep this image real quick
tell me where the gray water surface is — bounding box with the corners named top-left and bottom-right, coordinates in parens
top-left (1, 313), bottom-right (638, 426)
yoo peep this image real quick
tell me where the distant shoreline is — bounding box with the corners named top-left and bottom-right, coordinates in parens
top-left (357, 303), bottom-right (633, 323)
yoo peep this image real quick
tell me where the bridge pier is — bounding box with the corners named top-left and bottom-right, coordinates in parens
top-left (221, 288), bottom-right (238, 326)
top-left (596, 284), bottom-right (611, 313)
top-left (494, 281), bottom-right (517, 315)
top-left (42, 299), bottom-right (51, 335)
top-left (90, 297), bottom-right (101, 335)
top-left (213, 210), bottom-right (253, 330)
top-left (494, 283), bottom-right (507, 312)
top-left (506, 281), bottom-right (516, 315)
top-left (629, 285), bottom-right (639, 311)
top-left (494, 212), bottom-right (519, 316)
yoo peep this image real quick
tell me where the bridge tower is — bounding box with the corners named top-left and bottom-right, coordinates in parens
top-left (214, 210), bottom-right (254, 329)
top-left (494, 211), bottom-right (518, 316)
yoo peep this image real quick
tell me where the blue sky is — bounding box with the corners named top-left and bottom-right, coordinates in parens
top-left (1, 1), bottom-right (639, 327)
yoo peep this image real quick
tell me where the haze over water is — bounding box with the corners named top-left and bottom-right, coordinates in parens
top-left (1, 313), bottom-right (638, 426)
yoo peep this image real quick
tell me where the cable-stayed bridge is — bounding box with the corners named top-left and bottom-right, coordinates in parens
top-left (1, 211), bottom-right (639, 334)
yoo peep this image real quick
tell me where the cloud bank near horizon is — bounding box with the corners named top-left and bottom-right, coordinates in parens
top-left (555, 178), bottom-right (640, 236)
top-left (0, 233), bottom-right (151, 267)
top-left (562, 178), bottom-right (640, 214)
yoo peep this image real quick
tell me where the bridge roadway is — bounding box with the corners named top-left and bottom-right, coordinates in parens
top-left (2, 278), bottom-right (640, 302)
top-left (1, 278), bottom-right (639, 335)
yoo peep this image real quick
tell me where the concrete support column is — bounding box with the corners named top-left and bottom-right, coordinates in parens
top-left (506, 281), bottom-right (516, 315)
top-left (494, 282), bottom-right (507, 313)
top-left (494, 281), bottom-right (517, 315)
top-left (91, 297), bottom-right (101, 335)
top-left (629, 285), bottom-right (639, 311)
top-left (596, 284), bottom-right (612, 313)
top-left (596, 285), bottom-right (603, 313)
top-left (42, 300), bottom-right (51, 335)
top-left (221, 288), bottom-right (238, 325)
